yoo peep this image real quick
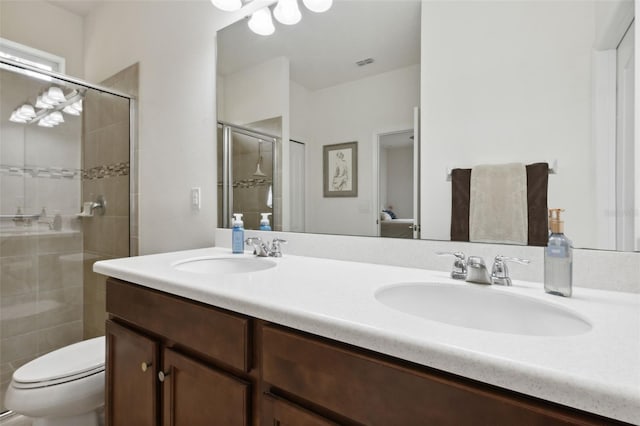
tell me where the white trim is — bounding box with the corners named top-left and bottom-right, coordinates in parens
top-left (592, 50), bottom-right (617, 250)
top-left (0, 37), bottom-right (65, 73)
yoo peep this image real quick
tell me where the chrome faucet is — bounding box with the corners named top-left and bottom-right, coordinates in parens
top-left (437, 251), bottom-right (529, 286)
top-left (245, 237), bottom-right (287, 257)
top-left (465, 256), bottom-right (491, 285)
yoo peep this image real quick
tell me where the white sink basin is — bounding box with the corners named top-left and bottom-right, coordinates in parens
top-left (375, 283), bottom-right (592, 336)
top-left (173, 257), bottom-right (276, 274)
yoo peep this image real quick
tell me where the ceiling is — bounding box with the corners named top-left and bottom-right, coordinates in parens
top-left (217, 0), bottom-right (421, 91)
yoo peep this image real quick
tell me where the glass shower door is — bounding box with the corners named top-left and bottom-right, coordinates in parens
top-left (218, 123), bottom-right (278, 231)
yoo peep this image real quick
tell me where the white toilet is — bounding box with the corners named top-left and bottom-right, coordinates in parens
top-left (4, 336), bottom-right (105, 426)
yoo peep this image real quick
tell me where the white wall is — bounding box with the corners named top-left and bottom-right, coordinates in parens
top-left (0, 0), bottom-right (84, 77)
top-left (420, 1), bottom-right (596, 248)
top-left (83, 1), bottom-right (256, 254)
top-left (305, 64), bottom-right (420, 236)
top-left (221, 56), bottom-right (290, 125)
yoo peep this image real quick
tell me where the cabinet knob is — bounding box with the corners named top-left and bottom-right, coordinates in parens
top-left (158, 370), bottom-right (170, 382)
top-left (141, 362), bottom-right (152, 372)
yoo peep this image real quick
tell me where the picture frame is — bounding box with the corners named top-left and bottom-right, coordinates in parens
top-left (323, 141), bottom-right (358, 197)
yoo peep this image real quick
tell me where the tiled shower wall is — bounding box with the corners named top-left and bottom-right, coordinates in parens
top-left (82, 63), bottom-right (138, 339)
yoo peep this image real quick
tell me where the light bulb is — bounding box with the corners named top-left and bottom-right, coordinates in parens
top-left (16, 104), bottom-right (36, 119)
top-left (274, 0), bottom-right (301, 25)
top-left (46, 87), bottom-right (66, 103)
top-left (48, 111), bottom-right (64, 123)
top-left (302, 0), bottom-right (332, 13)
top-left (248, 7), bottom-right (275, 36)
top-left (10, 111), bottom-right (27, 123)
top-left (36, 95), bottom-right (55, 109)
top-left (63, 106), bottom-right (81, 116)
top-left (211, 0), bottom-right (242, 12)
top-left (38, 118), bottom-right (55, 127)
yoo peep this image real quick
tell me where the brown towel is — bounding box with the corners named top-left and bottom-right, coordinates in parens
top-left (526, 162), bottom-right (549, 246)
top-left (451, 168), bottom-right (471, 242)
top-left (450, 163), bottom-right (548, 246)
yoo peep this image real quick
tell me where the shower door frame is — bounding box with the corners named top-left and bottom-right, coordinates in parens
top-left (0, 57), bottom-right (138, 256)
top-left (218, 121), bottom-right (279, 229)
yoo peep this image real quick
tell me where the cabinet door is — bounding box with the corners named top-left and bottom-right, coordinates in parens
top-left (106, 320), bottom-right (159, 426)
top-left (161, 348), bottom-right (249, 426)
top-left (262, 393), bottom-right (339, 426)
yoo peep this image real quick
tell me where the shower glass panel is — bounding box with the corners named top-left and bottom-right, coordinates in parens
top-left (0, 60), bottom-right (133, 413)
top-left (218, 123), bottom-right (277, 231)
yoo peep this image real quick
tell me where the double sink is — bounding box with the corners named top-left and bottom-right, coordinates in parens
top-left (172, 256), bottom-right (591, 338)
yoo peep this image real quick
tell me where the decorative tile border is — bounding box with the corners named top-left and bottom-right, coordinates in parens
top-left (218, 178), bottom-right (273, 189)
top-left (0, 164), bottom-right (81, 179)
top-left (82, 162), bottom-right (130, 180)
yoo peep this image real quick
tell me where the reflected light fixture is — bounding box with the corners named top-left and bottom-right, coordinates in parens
top-left (9, 87), bottom-right (84, 127)
top-left (248, 7), bottom-right (275, 36)
top-left (211, 0), bottom-right (331, 36)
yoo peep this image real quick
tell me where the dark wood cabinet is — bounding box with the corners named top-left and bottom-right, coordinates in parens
top-left (106, 320), bottom-right (159, 426)
top-left (260, 325), bottom-right (620, 426)
top-left (106, 278), bottom-right (627, 426)
top-left (106, 279), bottom-right (252, 426)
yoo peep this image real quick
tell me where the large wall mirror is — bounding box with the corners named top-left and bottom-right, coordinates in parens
top-left (216, 0), bottom-right (638, 252)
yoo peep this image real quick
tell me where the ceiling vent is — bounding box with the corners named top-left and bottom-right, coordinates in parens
top-left (356, 58), bottom-right (374, 67)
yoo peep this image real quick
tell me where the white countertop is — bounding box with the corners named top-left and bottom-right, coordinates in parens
top-left (94, 247), bottom-right (640, 424)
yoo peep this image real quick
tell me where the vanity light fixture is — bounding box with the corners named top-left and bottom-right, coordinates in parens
top-left (211, 0), bottom-right (331, 36)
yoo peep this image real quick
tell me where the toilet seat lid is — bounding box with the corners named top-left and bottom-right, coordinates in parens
top-left (13, 336), bottom-right (105, 385)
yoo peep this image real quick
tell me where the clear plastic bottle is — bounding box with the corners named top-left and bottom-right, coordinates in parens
top-left (544, 209), bottom-right (572, 297)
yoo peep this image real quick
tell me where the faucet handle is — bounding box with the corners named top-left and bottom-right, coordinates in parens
top-left (491, 255), bottom-right (530, 286)
top-left (269, 238), bottom-right (287, 257)
top-left (436, 251), bottom-right (467, 280)
top-left (245, 236), bottom-right (263, 246)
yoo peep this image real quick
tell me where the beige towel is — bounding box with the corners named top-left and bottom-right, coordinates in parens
top-left (469, 163), bottom-right (528, 245)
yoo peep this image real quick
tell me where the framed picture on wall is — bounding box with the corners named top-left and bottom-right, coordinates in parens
top-left (323, 141), bottom-right (358, 197)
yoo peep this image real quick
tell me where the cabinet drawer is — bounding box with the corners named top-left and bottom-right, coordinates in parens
top-left (262, 325), bottom-right (612, 426)
top-left (262, 393), bottom-right (339, 426)
top-left (107, 278), bottom-right (250, 372)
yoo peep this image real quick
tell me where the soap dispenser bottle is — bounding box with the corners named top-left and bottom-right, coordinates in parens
top-left (259, 213), bottom-right (272, 231)
top-left (544, 208), bottom-right (572, 297)
top-left (232, 213), bottom-right (245, 254)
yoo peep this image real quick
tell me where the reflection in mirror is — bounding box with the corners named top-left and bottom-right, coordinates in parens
top-left (217, 0), bottom-right (420, 235)
top-left (217, 122), bottom-right (279, 231)
top-left (216, 0), bottom-right (637, 251)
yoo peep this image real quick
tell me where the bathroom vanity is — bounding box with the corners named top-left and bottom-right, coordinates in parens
top-left (96, 248), bottom-right (640, 425)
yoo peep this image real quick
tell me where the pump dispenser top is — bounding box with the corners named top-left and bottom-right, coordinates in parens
top-left (233, 214), bottom-right (244, 228)
top-left (549, 208), bottom-right (565, 233)
top-left (260, 213), bottom-right (272, 231)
